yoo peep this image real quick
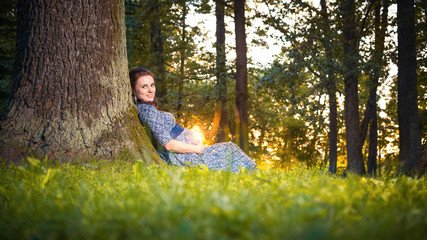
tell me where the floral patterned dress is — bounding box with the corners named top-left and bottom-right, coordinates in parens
top-left (136, 103), bottom-right (256, 172)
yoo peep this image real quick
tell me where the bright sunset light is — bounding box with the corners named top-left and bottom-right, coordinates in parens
top-left (191, 125), bottom-right (205, 144)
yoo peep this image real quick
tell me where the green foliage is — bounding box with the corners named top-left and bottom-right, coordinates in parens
top-left (1, 159), bottom-right (427, 239)
top-left (254, 61), bottom-right (327, 166)
top-left (0, 0), bottom-right (16, 115)
top-left (254, 0), bottom-right (346, 166)
top-left (415, 0), bottom-right (427, 144)
top-left (255, 0), bottom-right (426, 171)
top-left (125, 0), bottom-right (217, 117)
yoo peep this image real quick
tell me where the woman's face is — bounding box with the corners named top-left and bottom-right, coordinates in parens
top-left (134, 75), bottom-right (156, 102)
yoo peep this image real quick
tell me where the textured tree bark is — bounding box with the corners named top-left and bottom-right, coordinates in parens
top-left (0, 0), bottom-right (161, 164)
top-left (341, 0), bottom-right (366, 175)
top-left (214, 0), bottom-right (230, 143)
top-left (397, 0), bottom-right (422, 174)
top-left (320, 0), bottom-right (338, 174)
top-left (234, 0), bottom-right (249, 153)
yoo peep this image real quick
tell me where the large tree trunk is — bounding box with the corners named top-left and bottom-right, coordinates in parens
top-left (397, 0), bottom-right (422, 174)
top-left (341, 0), bottom-right (365, 175)
top-left (0, 0), bottom-right (160, 164)
top-left (150, 0), bottom-right (167, 106)
top-left (320, 0), bottom-right (338, 174)
top-left (234, 0), bottom-right (249, 153)
top-left (214, 0), bottom-right (230, 143)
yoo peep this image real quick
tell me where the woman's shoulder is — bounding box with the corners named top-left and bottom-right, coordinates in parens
top-left (136, 103), bottom-right (175, 121)
top-left (136, 103), bottom-right (158, 117)
top-left (136, 102), bottom-right (157, 111)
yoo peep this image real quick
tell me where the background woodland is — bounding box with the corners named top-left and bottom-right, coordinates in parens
top-left (0, 0), bottom-right (425, 176)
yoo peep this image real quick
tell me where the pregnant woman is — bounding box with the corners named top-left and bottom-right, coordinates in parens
top-left (130, 68), bottom-right (256, 172)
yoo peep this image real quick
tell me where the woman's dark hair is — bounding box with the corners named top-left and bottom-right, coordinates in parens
top-left (129, 67), bottom-right (159, 108)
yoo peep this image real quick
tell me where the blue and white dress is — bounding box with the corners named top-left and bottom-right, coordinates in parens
top-left (136, 103), bottom-right (256, 172)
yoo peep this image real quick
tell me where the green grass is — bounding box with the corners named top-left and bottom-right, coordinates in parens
top-left (1, 158), bottom-right (426, 240)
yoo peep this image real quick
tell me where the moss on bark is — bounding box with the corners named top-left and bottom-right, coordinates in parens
top-left (0, 106), bottom-right (164, 166)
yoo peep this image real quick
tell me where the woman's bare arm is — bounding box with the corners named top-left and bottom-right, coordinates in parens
top-left (164, 140), bottom-right (205, 153)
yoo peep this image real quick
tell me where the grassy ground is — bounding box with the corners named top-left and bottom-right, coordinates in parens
top-left (1, 158), bottom-right (426, 240)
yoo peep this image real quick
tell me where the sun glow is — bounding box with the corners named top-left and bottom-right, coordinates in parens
top-left (191, 125), bottom-right (205, 144)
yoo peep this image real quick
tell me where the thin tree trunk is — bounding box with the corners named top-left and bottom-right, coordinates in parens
top-left (234, 0), bottom-right (249, 153)
top-left (397, 0), bottom-right (422, 174)
top-left (214, 0), bottom-right (229, 142)
top-left (320, 0), bottom-right (338, 174)
top-left (341, 0), bottom-right (365, 175)
top-left (414, 143), bottom-right (427, 176)
top-left (363, 88), bottom-right (378, 175)
top-left (367, 99), bottom-right (378, 175)
top-left (150, 0), bottom-right (167, 105)
top-left (177, 1), bottom-right (187, 118)
top-left (366, 0), bottom-right (389, 176)
top-left (0, 0), bottom-right (159, 163)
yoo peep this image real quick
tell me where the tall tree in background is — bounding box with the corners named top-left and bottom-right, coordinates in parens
top-left (234, 0), bottom-right (249, 152)
top-left (418, 0), bottom-right (427, 141)
top-left (364, 0), bottom-right (389, 175)
top-left (320, 0), bottom-right (338, 174)
top-left (126, 0), bottom-right (168, 106)
top-left (341, 0), bottom-right (365, 175)
top-left (413, 0), bottom-right (427, 175)
top-left (149, 0), bottom-right (167, 105)
top-left (397, 0), bottom-right (422, 174)
top-left (177, 0), bottom-right (188, 118)
top-left (126, 0), bottom-right (209, 121)
top-left (213, 0), bottom-right (230, 142)
top-left (0, 0), bottom-right (157, 163)
top-left (260, 1), bottom-right (339, 167)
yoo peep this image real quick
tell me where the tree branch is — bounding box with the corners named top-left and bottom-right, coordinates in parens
top-left (213, 0), bottom-right (233, 10)
top-left (358, 0), bottom-right (377, 41)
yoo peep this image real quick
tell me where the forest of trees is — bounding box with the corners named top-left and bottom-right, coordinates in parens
top-left (0, 0), bottom-right (425, 176)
